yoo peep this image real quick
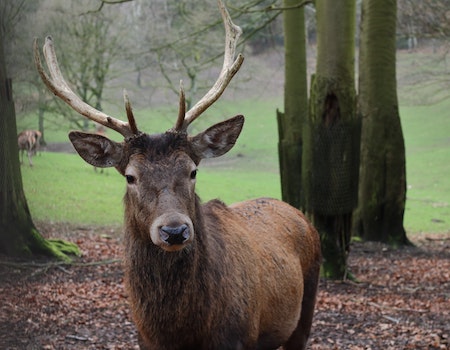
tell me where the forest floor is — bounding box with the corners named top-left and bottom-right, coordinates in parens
top-left (0, 222), bottom-right (449, 350)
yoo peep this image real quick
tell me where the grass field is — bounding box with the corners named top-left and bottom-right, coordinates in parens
top-left (20, 96), bottom-right (450, 235)
top-left (401, 101), bottom-right (450, 233)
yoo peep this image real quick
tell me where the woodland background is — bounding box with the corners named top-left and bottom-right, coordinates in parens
top-left (1, 0), bottom-right (449, 348)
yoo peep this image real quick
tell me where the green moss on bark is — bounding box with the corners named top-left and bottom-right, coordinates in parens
top-left (1, 223), bottom-right (80, 262)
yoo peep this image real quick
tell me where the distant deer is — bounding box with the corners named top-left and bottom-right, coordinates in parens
top-left (17, 129), bottom-right (42, 167)
top-left (34, 1), bottom-right (321, 349)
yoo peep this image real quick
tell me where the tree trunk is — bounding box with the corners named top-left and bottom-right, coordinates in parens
top-left (277, 0), bottom-right (308, 209)
top-left (355, 0), bottom-right (410, 246)
top-left (304, 0), bottom-right (359, 279)
top-left (0, 30), bottom-right (78, 261)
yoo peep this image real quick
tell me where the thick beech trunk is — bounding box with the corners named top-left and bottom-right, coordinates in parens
top-left (304, 0), bottom-right (359, 279)
top-left (355, 0), bottom-right (410, 246)
top-left (277, 0), bottom-right (308, 209)
top-left (0, 30), bottom-right (78, 261)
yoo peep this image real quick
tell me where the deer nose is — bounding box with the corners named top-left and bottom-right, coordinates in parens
top-left (159, 224), bottom-right (190, 245)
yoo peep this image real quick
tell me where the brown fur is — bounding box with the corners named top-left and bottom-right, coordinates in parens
top-left (68, 117), bottom-right (321, 350)
top-left (125, 196), bottom-right (320, 350)
top-left (93, 124), bottom-right (107, 173)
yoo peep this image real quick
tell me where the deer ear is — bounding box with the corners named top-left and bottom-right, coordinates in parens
top-left (190, 115), bottom-right (244, 160)
top-left (69, 131), bottom-right (123, 168)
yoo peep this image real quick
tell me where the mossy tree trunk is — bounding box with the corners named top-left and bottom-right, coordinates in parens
top-left (277, 0), bottom-right (308, 210)
top-left (304, 0), bottom-right (359, 279)
top-left (354, 0), bottom-right (410, 246)
top-left (0, 30), bottom-right (79, 261)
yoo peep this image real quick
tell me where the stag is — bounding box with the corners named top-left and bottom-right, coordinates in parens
top-left (18, 129), bottom-right (42, 167)
top-left (34, 1), bottom-right (321, 349)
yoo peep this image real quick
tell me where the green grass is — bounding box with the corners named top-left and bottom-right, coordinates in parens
top-left (22, 153), bottom-right (125, 225)
top-left (197, 167), bottom-right (281, 204)
top-left (20, 97), bottom-right (450, 234)
top-left (401, 101), bottom-right (450, 233)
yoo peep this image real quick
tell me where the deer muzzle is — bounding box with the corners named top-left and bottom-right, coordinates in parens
top-left (159, 224), bottom-right (190, 245)
top-left (150, 212), bottom-right (194, 251)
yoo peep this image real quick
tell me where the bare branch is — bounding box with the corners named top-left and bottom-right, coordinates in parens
top-left (85, 0), bottom-right (134, 15)
top-left (228, 0), bottom-right (313, 13)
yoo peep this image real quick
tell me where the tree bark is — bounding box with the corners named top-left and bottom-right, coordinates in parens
top-left (304, 0), bottom-right (359, 279)
top-left (277, 0), bottom-right (308, 210)
top-left (0, 29), bottom-right (79, 261)
top-left (355, 0), bottom-right (410, 246)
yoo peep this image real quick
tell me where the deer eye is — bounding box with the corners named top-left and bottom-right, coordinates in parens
top-left (126, 175), bottom-right (136, 184)
top-left (190, 169), bottom-right (197, 180)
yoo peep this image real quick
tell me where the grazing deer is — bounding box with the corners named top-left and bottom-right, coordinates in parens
top-left (17, 129), bottom-right (42, 167)
top-left (34, 1), bottom-right (321, 349)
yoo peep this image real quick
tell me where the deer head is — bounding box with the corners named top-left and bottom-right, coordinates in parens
top-left (34, 0), bottom-right (244, 252)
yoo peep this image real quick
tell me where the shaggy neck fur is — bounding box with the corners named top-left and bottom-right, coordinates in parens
top-left (123, 196), bottom-right (235, 348)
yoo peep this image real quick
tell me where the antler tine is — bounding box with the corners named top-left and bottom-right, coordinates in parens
top-left (123, 90), bottom-right (139, 135)
top-left (34, 36), bottom-right (137, 138)
top-left (173, 80), bottom-right (187, 132)
top-left (175, 0), bottom-right (244, 132)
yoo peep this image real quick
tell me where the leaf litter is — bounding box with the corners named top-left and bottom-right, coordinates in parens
top-left (0, 222), bottom-right (448, 349)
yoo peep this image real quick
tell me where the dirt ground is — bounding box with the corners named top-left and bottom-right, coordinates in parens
top-left (0, 222), bottom-right (448, 350)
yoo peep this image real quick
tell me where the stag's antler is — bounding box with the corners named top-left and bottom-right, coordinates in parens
top-left (172, 0), bottom-right (244, 133)
top-left (34, 37), bottom-right (139, 138)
